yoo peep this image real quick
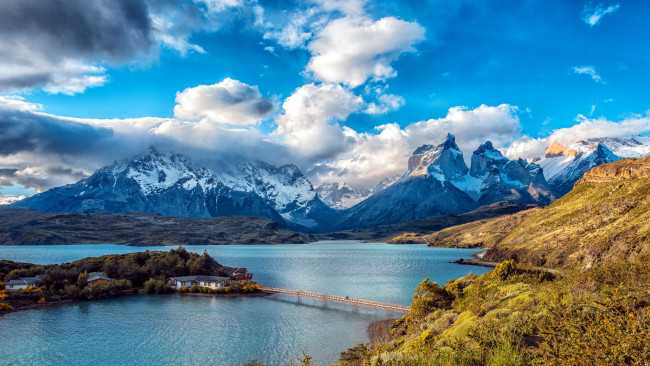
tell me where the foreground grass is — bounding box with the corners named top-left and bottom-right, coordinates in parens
top-left (335, 258), bottom-right (650, 366)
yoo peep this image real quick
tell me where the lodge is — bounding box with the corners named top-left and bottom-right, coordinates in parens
top-left (5, 275), bottom-right (45, 290)
top-left (167, 275), bottom-right (231, 290)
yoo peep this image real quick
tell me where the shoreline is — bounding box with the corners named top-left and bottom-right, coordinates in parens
top-left (367, 318), bottom-right (399, 346)
top-left (0, 290), bottom-right (269, 316)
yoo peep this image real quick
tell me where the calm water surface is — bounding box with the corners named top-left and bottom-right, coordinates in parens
top-left (0, 242), bottom-right (488, 365)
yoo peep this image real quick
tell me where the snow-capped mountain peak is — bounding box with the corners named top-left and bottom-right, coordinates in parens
top-left (469, 141), bottom-right (509, 177)
top-left (538, 140), bottom-right (620, 195)
top-left (315, 181), bottom-right (372, 210)
top-left (406, 133), bottom-right (468, 182)
top-left (116, 148), bottom-right (218, 196)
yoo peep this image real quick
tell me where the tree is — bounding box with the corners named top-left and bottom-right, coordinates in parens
top-left (77, 271), bottom-right (89, 288)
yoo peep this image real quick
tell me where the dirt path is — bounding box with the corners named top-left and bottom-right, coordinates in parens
top-left (368, 318), bottom-right (399, 346)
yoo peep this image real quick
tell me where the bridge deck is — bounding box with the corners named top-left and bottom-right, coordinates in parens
top-left (260, 287), bottom-right (410, 313)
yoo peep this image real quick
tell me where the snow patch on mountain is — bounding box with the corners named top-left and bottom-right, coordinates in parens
top-left (315, 182), bottom-right (372, 210)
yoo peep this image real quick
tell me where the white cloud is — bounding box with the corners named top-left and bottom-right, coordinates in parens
top-left (262, 9), bottom-right (317, 49)
top-left (195, 0), bottom-right (244, 13)
top-left (0, 194), bottom-right (26, 205)
top-left (572, 65), bottom-right (604, 84)
top-left (582, 2), bottom-right (621, 27)
top-left (311, 104), bottom-right (522, 186)
top-left (306, 16), bottom-right (426, 87)
top-left (365, 93), bottom-right (405, 114)
top-left (504, 113), bottom-right (650, 160)
top-left (273, 83), bottom-right (363, 161)
top-left (173, 78), bottom-right (275, 126)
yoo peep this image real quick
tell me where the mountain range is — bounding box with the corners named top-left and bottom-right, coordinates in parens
top-left (10, 135), bottom-right (650, 233)
top-left (411, 155), bottom-right (650, 269)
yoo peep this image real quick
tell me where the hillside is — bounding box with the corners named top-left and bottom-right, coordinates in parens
top-left (0, 207), bottom-right (315, 245)
top-left (414, 156), bottom-right (650, 269)
top-left (318, 202), bottom-right (535, 242)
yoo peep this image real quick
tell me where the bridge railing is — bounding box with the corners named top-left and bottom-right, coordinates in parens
top-left (260, 286), bottom-right (411, 313)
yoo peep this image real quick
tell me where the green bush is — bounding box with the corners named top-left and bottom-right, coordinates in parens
top-left (143, 278), bottom-right (172, 294)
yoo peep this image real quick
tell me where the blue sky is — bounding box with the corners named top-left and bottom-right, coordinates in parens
top-left (22, 0), bottom-right (649, 133)
top-left (1, 0), bottom-right (649, 199)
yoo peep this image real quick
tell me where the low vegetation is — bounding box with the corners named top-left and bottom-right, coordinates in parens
top-left (336, 258), bottom-right (650, 366)
top-left (0, 247), bottom-right (258, 312)
top-left (354, 158), bottom-right (650, 365)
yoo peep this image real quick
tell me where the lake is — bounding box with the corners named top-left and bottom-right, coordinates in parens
top-left (0, 242), bottom-right (489, 365)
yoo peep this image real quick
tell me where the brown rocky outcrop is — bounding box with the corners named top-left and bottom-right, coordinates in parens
top-left (576, 156), bottom-right (650, 185)
top-left (544, 141), bottom-right (578, 158)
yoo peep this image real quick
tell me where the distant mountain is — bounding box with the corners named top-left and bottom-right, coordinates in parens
top-left (315, 182), bottom-right (372, 210)
top-left (12, 148), bottom-right (286, 224)
top-left (213, 161), bottom-right (336, 229)
top-left (333, 134), bottom-right (555, 229)
top-left (536, 136), bottom-right (650, 195)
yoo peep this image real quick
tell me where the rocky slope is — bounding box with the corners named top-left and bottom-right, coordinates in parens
top-left (537, 141), bottom-right (619, 195)
top-left (315, 182), bottom-right (372, 210)
top-left (0, 207), bottom-right (315, 245)
top-left (333, 134), bottom-right (554, 229)
top-left (213, 160), bottom-right (335, 229)
top-left (422, 156), bottom-right (650, 269)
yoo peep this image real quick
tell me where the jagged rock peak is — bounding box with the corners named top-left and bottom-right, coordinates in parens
top-left (407, 133), bottom-right (468, 180)
top-left (545, 142), bottom-right (578, 159)
top-left (470, 141), bottom-right (509, 177)
top-left (441, 133), bottom-right (459, 149)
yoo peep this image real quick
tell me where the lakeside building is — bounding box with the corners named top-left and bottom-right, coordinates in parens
top-left (87, 272), bottom-right (112, 286)
top-left (222, 267), bottom-right (254, 282)
top-left (5, 275), bottom-right (45, 290)
top-left (167, 275), bottom-right (231, 290)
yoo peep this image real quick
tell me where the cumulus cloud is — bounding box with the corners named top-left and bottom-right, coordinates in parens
top-left (174, 78), bottom-right (275, 125)
top-left (504, 113), bottom-right (650, 160)
top-left (0, 0), bottom-right (255, 94)
top-left (306, 16), bottom-right (426, 87)
top-left (262, 8), bottom-right (318, 49)
top-left (0, 95), bottom-right (299, 193)
top-left (582, 2), bottom-right (621, 27)
top-left (365, 93), bottom-right (406, 114)
top-left (0, 0), bottom-right (152, 94)
top-left (273, 83), bottom-right (363, 161)
top-left (310, 104), bottom-right (522, 186)
top-left (572, 66), bottom-right (604, 84)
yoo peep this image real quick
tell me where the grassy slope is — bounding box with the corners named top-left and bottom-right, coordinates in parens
top-left (334, 158), bottom-right (650, 366)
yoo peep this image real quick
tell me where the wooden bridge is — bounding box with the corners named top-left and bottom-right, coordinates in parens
top-left (260, 287), bottom-right (411, 313)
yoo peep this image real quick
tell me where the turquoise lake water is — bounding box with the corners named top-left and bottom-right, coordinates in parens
top-left (0, 242), bottom-right (489, 365)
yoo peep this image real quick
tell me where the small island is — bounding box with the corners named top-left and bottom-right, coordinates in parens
top-left (0, 247), bottom-right (260, 313)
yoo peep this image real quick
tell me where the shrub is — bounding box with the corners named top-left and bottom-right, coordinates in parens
top-left (0, 281), bottom-right (4, 290)
top-left (0, 302), bottom-right (13, 311)
top-left (407, 278), bottom-right (454, 325)
top-left (143, 278), bottom-right (171, 294)
top-left (493, 260), bottom-right (517, 281)
top-left (37, 297), bottom-right (46, 304)
top-left (64, 285), bottom-right (82, 299)
top-left (189, 284), bottom-right (200, 293)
